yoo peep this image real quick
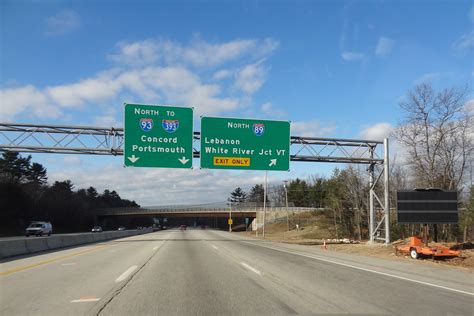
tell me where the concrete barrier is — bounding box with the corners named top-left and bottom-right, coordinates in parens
top-left (0, 239), bottom-right (28, 258)
top-left (24, 238), bottom-right (49, 254)
top-left (0, 229), bottom-right (153, 259)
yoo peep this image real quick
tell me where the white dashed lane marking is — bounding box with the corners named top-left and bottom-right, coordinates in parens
top-left (71, 297), bottom-right (100, 303)
top-left (240, 262), bottom-right (262, 276)
top-left (115, 265), bottom-right (138, 283)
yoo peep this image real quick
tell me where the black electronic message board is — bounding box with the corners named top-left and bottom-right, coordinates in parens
top-left (396, 190), bottom-right (458, 224)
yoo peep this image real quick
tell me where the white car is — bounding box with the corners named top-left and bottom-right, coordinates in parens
top-left (91, 226), bottom-right (103, 232)
top-left (25, 222), bottom-right (53, 237)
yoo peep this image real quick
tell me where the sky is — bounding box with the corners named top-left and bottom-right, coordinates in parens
top-left (1, 0), bottom-right (473, 206)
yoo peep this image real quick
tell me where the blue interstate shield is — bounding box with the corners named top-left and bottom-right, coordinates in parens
top-left (162, 120), bottom-right (179, 133)
top-left (252, 123), bottom-right (265, 136)
top-left (140, 118), bottom-right (153, 132)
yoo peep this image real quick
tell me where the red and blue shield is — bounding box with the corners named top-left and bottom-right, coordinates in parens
top-left (162, 120), bottom-right (179, 133)
top-left (140, 118), bottom-right (153, 132)
top-left (253, 123), bottom-right (265, 136)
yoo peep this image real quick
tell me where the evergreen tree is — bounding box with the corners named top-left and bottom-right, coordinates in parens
top-left (228, 187), bottom-right (247, 204)
top-left (0, 152), bottom-right (32, 183)
top-left (247, 184), bottom-right (268, 204)
top-left (27, 163), bottom-right (48, 185)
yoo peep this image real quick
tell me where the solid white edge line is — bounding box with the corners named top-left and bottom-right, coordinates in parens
top-left (115, 265), bottom-right (138, 283)
top-left (243, 242), bottom-right (474, 296)
top-left (153, 246), bottom-right (159, 250)
top-left (212, 245), bottom-right (219, 250)
top-left (241, 262), bottom-right (262, 276)
top-left (71, 298), bottom-right (100, 303)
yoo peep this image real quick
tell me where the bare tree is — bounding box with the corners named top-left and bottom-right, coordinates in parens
top-left (342, 166), bottom-right (368, 240)
top-left (395, 83), bottom-right (472, 191)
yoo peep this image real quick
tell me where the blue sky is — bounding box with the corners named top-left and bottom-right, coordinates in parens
top-left (1, 0), bottom-right (473, 205)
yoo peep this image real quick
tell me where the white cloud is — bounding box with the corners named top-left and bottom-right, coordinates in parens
top-left (464, 99), bottom-right (474, 115)
top-left (108, 37), bottom-right (279, 68)
top-left (414, 72), bottom-right (441, 85)
top-left (375, 37), bottom-right (395, 56)
top-left (452, 31), bottom-right (474, 52)
top-left (63, 156), bottom-right (82, 166)
top-left (234, 62), bottom-right (267, 95)
top-left (359, 122), bottom-right (394, 140)
top-left (341, 51), bottom-right (365, 61)
top-left (260, 102), bottom-right (286, 118)
top-left (261, 102), bottom-right (273, 114)
top-left (359, 123), bottom-right (411, 164)
top-left (1, 37), bottom-right (278, 121)
top-left (183, 39), bottom-right (256, 67)
top-left (48, 165), bottom-right (270, 205)
top-left (108, 40), bottom-right (159, 67)
top-left (213, 69), bottom-right (232, 80)
top-left (93, 107), bottom-right (121, 127)
top-left (0, 66), bottom-right (240, 120)
top-left (46, 71), bottom-right (122, 108)
top-left (0, 85), bottom-right (62, 121)
top-left (44, 10), bottom-right (81, 36)
top-left (291, 120), bottom-right (336, 137)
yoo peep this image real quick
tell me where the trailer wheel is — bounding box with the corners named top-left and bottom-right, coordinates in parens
top-left (410, 248), bottom-right (419, 259)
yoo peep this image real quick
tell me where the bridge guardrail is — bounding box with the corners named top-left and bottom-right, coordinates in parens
top-left (96, 206), bottom-right (323, 216)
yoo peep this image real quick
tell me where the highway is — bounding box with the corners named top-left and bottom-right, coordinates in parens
top-left (0, 229), bottom-right (472, 315)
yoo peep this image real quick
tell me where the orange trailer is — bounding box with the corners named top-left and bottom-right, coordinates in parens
top-left (396, 236), bottom-right (461, 259)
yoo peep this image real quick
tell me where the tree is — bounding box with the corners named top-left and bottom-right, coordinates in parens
top-left (325, 169), bottom-right (345, 238)
top-left (0, 152), bottom-right (32, 184)
top-left (27, 163), bottom-right (48, 185)
top-left (460, 186), bottom-right (474, 242)
top-left (86, 186), bottom-right (98, 199)
top-left (394, 83), bottom-right (473, 242)
top-left (287, 178), bottom-right (311, 207)
top-left (228, 187), bottom-right (247, 204)
top-left (51, 180), bottom-right (74, 193)
top-left (247, 184), bottom-right (268, 204)
top-left (268, 184), bottom-right (285, 206)
top-left (341, 166), bottom-right (368, 240)
top-left (0, 152), bottom-right (140, 235)
top-left (395, 83), bottom-right (472, 190)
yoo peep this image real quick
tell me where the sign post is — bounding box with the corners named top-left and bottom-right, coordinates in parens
top-left (200, 117), bottom-right (290, 171)
top-left (124, 103), bottom-right (193, 168)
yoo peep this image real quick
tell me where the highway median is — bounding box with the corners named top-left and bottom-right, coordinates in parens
top-left (0, 229), bottom-right (153, 259)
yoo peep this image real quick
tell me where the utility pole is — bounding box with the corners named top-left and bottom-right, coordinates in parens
top-left (263, 171), bottom-right (268, 238)
top-left (229, 203), bottom-right (232, 232)
top-left (255, 203), bottom-right (258, 237)
top-left (283, 180), bottom-right (289, 231)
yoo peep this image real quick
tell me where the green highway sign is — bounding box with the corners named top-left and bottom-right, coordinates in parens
top-left (200, 117), bottom-right (290, 171)
top-left (124, 103), bottom-right (193, 168)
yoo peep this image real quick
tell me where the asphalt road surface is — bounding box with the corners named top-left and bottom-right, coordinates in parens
top-left (1, 229), bottom-right (472, 315)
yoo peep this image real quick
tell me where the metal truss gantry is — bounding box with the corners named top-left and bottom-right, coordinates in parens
top-left (0, 122), bottom-right (390, 243)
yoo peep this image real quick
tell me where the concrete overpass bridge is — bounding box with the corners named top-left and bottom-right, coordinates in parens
top-left (96, 206), bottom-right (256, 218)
top-left (95, 204), bottom-right (320, 230)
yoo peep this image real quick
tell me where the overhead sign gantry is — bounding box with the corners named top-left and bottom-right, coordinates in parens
top-left (0, 116), bottom-right (390, 244)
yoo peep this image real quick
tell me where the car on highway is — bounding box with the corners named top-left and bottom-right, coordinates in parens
top-left (117, 226), bottom-right (126, 231)
top-left (91, 225), bottom-right (103, 232)
top-left (25, 221), bottom-right (53, 237)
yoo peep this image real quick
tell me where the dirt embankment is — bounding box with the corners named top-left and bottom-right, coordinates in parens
top-left (238, 217), bottom-right (474, 270)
